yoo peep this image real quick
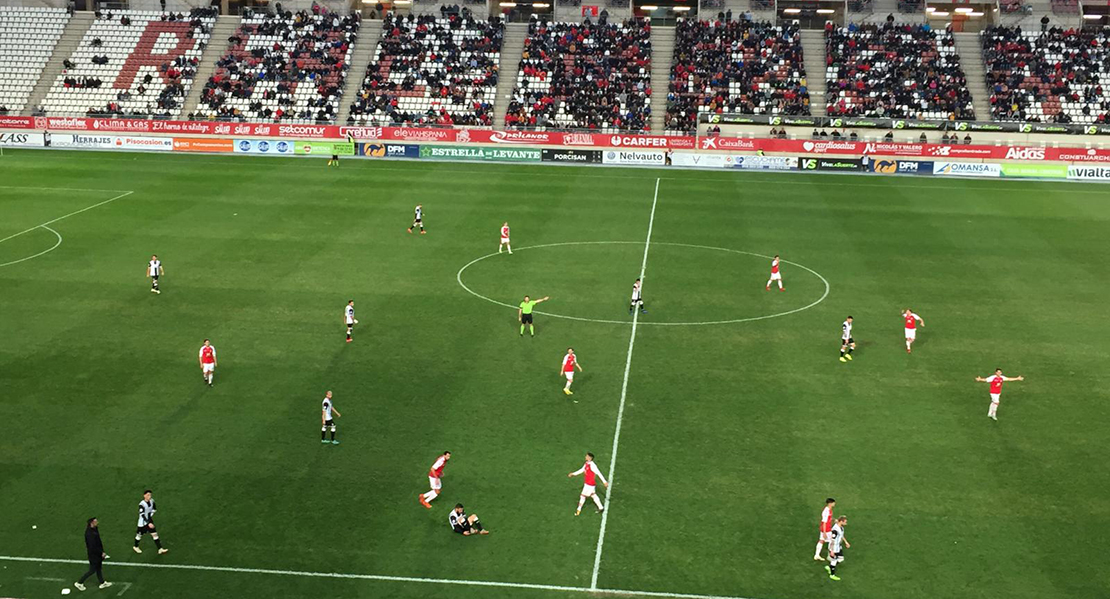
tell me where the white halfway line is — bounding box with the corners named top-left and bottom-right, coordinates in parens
top-left (0, 190), bottom-right (134, 246)
top-left (0, 556), bottom-right (762, 599)
top-left (590, 177), bottom-right (660, 590)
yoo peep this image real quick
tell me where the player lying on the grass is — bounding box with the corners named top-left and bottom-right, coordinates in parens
top-left (839, 317), bottom-right (855, 362)
top-left (198, 339), bottom-right (217, 386)
top-left (902, 308), bottom-right (924, 353)
top-left (322, 391), bottom-right (341, 444)
top-left (825, 516), bottom-right (850, 581)
top-left (345, 300), bottom-right (358, 343)
top-left (146, 254), bottom-right (163, 294)
top-left (766, 254), bottom-right (784, 291)
top-left (449, 504), bottom-right (489, 536)
top-left (408, 204), bottom-right (425, 234)
top-left (561, 348), bottom-right (583, 395)
top-left (814, 497), bottom-right (835, 561)
top-left (568, 452), bottom-right (608, 516)
top-left (499, 222), bottom-right (512, 254)
top-left (519, 295), bottom-right (549, 337)
top-left (420, 451), bottom-right (451, 508)
top-left (975, 368), bottom-right (1024, 421)
top-left (629, 279), bottom-right (646, 315)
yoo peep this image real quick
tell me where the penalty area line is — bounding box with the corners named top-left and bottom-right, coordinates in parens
top-left (590, 177), bottom-right (660, 590)
top-left (0, 190), bottom-right (134, 246)
top-left (0, 556), bottom-right (762, 599)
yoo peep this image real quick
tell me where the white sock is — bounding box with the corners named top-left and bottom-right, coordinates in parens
top-left (507, 245), bottom-right (512, 253)
top-left (592, 495), bottom-right (604, 510)
top-left (815, 542), bottom-right (823, 558)
top-left (777, 280), bottom-right (783, 289)
top-left (577, 496), bottom-right (586, 510)
top-left (423, 490), bottom-right (437, 502)
top-left (906, 340), bottom-right (911, 350)
top-left (564, 380), bottom-right (571, 390)
top-left (766, 279), bottom-right (773, 287)
top-left (989, 402), bottom-right (998, 417)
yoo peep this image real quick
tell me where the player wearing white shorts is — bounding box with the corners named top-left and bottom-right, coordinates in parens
top-left (902, 309), bottom-right (924, 353)
top-left (814, 497), bottom-right (835, 560)
top-left (766, 255), bottom-right (784, 291)
top-left (146, 254), bottom-right (163, 294)
top-left (499, 222), bottom-right (512, 254)
top-left (561, 348), bottom-right (583, 396)
top-left (629, 279), bottom-right (646, 315)
top-left (839, 317), bottom-right (855, 363)
top-left (198, 339), bottom-right (217, 386)
top-left (345, 300), bottom-right (358, 343)
top-left (976, 368), bottom-right (1024, 420)
top-left (419, 451), bottom-right (451, 508)
top-left (568, 452), bottom-right (608, 516)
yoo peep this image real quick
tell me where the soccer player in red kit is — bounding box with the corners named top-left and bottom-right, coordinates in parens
top-left (499, 222), bottom-right (512, 254)
top-left (902, 309), bottom-right (924, 353)
top-left (198, 339), bottom-right (217, 386)
top-left (766, 255), bottom-right (784, 291)
top-left (976, 369), bottom-right (1025, 420)
top-left (814, 497), bottom-right (835, 560)
top-left (561, 348), bottom-right (583, 395)
top-left (568, 452), bottom-right (608, 516)
top-left (419, 451), bottom-right (451, 508)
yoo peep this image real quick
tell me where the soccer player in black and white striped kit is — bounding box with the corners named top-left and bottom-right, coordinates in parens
top-left (345, 300), bottom-right (357, 343)
top-left (407, 204), bottom-right (425, 234)
top-left (322, 390), bottom-right (341, 445)
top-left (133, 490), bottom-right (168, 554)
top-left (147, 255), bottom-right (163, 294)
top-left (629, 279), bottom-right (646, 315)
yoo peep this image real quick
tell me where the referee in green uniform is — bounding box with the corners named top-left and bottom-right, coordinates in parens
top-left (518, 295), bottom-right (550, 336)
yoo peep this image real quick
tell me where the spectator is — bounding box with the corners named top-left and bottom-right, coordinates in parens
top-left (1041, 15), bottom-right (1049, 32)
top-left (826, 22), bottom-right (974, 120)
top-left (919, 132), bottom-right (928, 143)
top-left (963, 133), bottom-right (972, 144)
top-left (849, 130), bottom-right (858, 140)
top-left (884, 129), bottom-right (894, 140)
top-left (812, 128), bottom-right (820, 139)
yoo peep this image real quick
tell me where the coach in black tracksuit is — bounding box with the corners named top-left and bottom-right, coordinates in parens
top-left (75, 517), bottom-right (111, 590)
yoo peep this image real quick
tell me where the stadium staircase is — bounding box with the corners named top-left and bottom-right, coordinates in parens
top-left (799, 29), bottom-right (827, 117)
top-left (22, 11), bottom-right (92, 116)
top-left (493, 21), bottom-right (527, 128)
top-left (334, 19), bottom-right (381, 125)
top-left (954, 32), bottom-right (991, 121)
top-left (180, 14), bottom-right (240, 119)
top-left (649, 24), bottom-right (674, 133)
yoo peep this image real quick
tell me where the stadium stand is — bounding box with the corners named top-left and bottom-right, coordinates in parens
top-left (505, 17), bottom-right (652, 132)
top-left (0, 7), bottom-right (69, 115)
top-left (346, 14), bottom-right (502, 127)
top-left (825, 23), bottom-right (974, 120)
top-left (195, 8), bottom-right (359, 123)
top-left (41, 9), bottom-right (215, 118)
top-left (666, 19), bottom-right (808, 133)
top-left (982, 26), bottom-right (1110, 124)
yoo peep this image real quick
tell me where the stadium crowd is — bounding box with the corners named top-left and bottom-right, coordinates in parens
top-left (825, 22), bottom-right (974, 120)
top-left (666, 18), bottom-right (809, 133)
top-left (505, 17), bottom-right (652, 132)
top-left (194, 6), bottom-right (359, 122)
top-left (346, 13), bottom-right (502, 127)
top-left (982, 25), bottom-right (1110, 124)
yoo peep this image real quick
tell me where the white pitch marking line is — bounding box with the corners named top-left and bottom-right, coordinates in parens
top-left (0, 556), bottom-right (760, 599)
top-left (0, 190), bottom-right (133, 246)
top-left (456, 241), bottom-right (830, 326)
top-left (0, 225), bottom-right (63, 268)
top-left (590, 177), bottom-right (660, 590)
top-left (25, 576), bottom-right (65, 582)
top-left (0, 185), bottom-right (132, 193)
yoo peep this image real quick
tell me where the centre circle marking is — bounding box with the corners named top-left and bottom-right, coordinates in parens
top-left (456, 241), bottom-right (830, 326)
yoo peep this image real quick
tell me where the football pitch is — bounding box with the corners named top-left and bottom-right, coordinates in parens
top-left (1, 149), bottom-right (1109, 599)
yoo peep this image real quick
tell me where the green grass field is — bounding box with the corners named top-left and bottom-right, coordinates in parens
top-left (1, 149), bottom-right (1109, 599)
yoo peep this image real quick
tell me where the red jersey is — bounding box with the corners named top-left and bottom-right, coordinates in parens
top-left (987, 375), bottom-right (1004, 395)
top-left (904, 312), bottom-right (920, 329)
top-left (501, 225), bottom-right (510, 239)
top-left (820, 506), bottom-right (834, 532)
top-left (429, 455), bottom-right (447, 478)
top-left (771, 258), bottom-right (779, 274)
top-left (584, 461), bottom-right (598, 485)
top-left (199, 345), bottom-right (216, 364)
top-left (562, 353), bottom-right (577, 372)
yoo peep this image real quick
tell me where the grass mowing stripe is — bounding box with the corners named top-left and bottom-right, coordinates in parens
top-left (0, 190), bottom-right (134, 245)
top-left (0, 555), bottom-right (765, 599)
top-left (591, 177), bottom-right (661, 590)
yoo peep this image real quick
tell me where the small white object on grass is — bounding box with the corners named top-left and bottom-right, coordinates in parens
top-left (61, 588), bottom-right (71, 595)
top-left (354, 320), bottom-right (359, 324)
top-left (32, 525), bottom-right (36, 529)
